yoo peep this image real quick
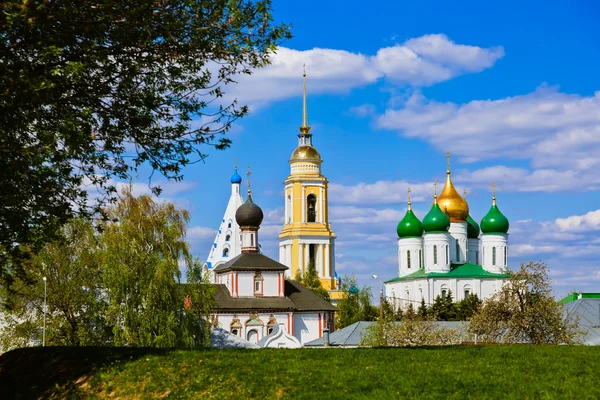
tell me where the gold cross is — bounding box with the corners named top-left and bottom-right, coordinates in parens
top-left (303, 63), bottom-right (306, 78)
top-left (446, 151), bottom-right (451, 171)
top-left (407, 187), bottom-right (411, 204)
top-left (463, 188), bottom-right (467, 198)
top-left (492, 182), bottom-right (496, 197)
top-left (434, 180), bottom-right (437, 197)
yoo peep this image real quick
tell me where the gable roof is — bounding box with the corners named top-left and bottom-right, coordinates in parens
top-left (385, 263), bottom-right (509, 283)
top-left (212, 280), bottom-right (337, 312)
top-left (213, 252), bottom-right (289, 273)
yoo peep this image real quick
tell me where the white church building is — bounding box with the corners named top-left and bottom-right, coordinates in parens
top-left (210, 176), bottom-right (336, 345)
top-left (385, 156), bottom-right (510, 309)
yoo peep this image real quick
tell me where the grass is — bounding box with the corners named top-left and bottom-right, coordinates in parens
top-left (1, 345), bottom-right (600, 399)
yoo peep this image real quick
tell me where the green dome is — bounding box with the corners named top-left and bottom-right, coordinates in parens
top-left (397, 209), bottom-right (423, 238)
top-left (480, 203), bottom-right (509, 234)
top-left (422, 202), bottom-right (450, 232)
top-left (466, 214), bottom-right (480, 238)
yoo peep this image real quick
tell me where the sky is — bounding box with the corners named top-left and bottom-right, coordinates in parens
top-left (130, 0), bottom-right (600, 299)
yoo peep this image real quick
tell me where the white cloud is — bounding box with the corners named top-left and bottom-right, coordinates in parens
top-left (329, 180), bottom-right (435, 205)
top-left (227, 35), bottom-right (503, 108)
top-left (187, 226), bottom-right (217, 241)
top-left (556, 209), bottom-right (600, 232)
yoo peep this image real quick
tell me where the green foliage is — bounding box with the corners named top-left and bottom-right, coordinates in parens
top-left (430, 291), bottom-right (456, 321)
top-left (1, 219), bottom-right (109, 349)
top-left (0, 189), bottom-right (213, 350)
top-left (0, 0), bottom-right (291, 279)
top-left (362, 311), bottom-right (465, 347)
top-left (8, 346), bottom-right (600, 399)
top-left (101, 187), bottom-right (207, 348)
top-left (335, 275), bottom-right (378, 329)
top-left (294, 260), bottom-right (330, 301)
top-left (469, 261), bottom-right (581, 344)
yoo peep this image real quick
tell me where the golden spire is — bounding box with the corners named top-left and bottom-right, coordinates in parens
top-left (247, 164), bottom-right (252, 195)
top-left (492, 182), bottom-right (497, 206)
top-left (300, 64), bottom-right (311, 134)
top-left (407, 187), bottom-right (412, 210)
top-left (437, 152), bottom-right (469, 221)
top-left (433, 180), bottom-right (438, 204)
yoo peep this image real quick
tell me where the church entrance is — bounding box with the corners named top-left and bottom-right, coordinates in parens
top-left (247, 330), bottom-right (259, 344)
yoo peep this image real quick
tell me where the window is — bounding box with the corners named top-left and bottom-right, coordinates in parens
top-left (228, 221), bottom-right (232, 228)
top-left (433, 245), bottom-right (438, 264)
top-left (267, 327), bottom-right (274, 335)
top-left (492, 247), bottom-right (496, 266)
top-left (446, 246), bottom-right (449, 265)
top-left (254, 273), bottom-right (264, 294)
top-left (287, 195), bottom-right (292, 223)
top-left (476, 250), bottom-right (479, 265)
top-left (225, 234), bottom-right (231, 242)
top-left (250, 234), bottom-right (254, 247)
top-left (222, 248), bottom-right (229, 257)
top-left (231, 328), bottom-right (239, 336)
top-left (464, 286), bottom-right (472, 299)
top-left (247, 330), bottom-right (258, 344)
top-left (419, 249), bottom-right (423, 269)
top-left (456, 241), bottom-right (460, 262)
top-left (504, 247), bottom-right (508, 266)
top-left (441, 289), bottom-right (447, 298)
top-left (307, 194), bottom-right (317, 222)
top-left (308, 244), bottom-right (316, 269)
top-left (407, 251), bottom-right (411, 269)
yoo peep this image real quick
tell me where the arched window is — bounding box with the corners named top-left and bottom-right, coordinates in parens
top-left (455, 241), bottom-right (460, 262)
top-left (419, 249), bottom-right (423, 269)
top-left (222, 248), bottom-right (229, 257)
top-left (254, 273), bottom-right (264, 294)
top-left (225, 234), bottom-right (231, 242)
top-left (307, 194), bottom-right (317, 222)
top-left (441, 285), bottom-right (448, 298)
top-left (433, 245), bottom-right (438, 264)
top-left (407, 251), bottom-right (411, 269)
top-left (446, 246), bottom-right (449, 264)
top-left (267, 315), bottom-right (277, 335)
top-left (504, 247), bottom-right (508, 266)
top-left (247, 330), bottom-right (258, 344)
top-left (463, 285), bottom-right (472, 299)
top-left (227, 221), bottom-right (232, 228)
top-left (287, 195), bottom-right (292, 223)
top-left (476, 250), bottom-right (479, 265)
top-left (492, 247), bottom-right (497, 266)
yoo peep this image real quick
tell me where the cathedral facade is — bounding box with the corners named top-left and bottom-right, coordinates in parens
top-left (385, 156), bottom-right (510, 309)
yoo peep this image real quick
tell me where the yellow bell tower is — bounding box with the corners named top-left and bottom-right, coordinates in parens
top-left (278, 68), bottom-right (342, 301)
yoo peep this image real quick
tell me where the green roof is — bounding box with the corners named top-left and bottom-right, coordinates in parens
top-left (385, 263), bottom-right (509, 283)
top-left (559, 292), bottom-right (600, 304)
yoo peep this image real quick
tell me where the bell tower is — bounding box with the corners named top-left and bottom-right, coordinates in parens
top-left (278, 67), bottom-right (341, 301)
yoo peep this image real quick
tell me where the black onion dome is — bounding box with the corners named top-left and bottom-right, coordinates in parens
top-left (235, 194), bottom-right (264, 227)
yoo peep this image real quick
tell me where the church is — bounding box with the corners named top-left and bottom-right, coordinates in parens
top-left (385, 155), bottom-right (510, 309)
top-left (209, 174), bottom-right (336, 345)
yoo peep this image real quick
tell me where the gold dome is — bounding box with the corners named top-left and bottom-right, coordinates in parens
top-left (290, 146), bottom-right (322, 162)
top-left (437, 171), bottom-right (469, 222)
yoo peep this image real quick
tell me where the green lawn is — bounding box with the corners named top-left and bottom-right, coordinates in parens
top-left (1, 346), bottom-right (599, 399)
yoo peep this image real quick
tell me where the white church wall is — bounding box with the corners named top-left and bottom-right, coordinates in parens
top-left (293, 313), bottom-right (321, 344)
top-left (481, 234), bottom-right (508, 274)
top-left (448, 222), bottom-right (468, 264)
top-left (237, 272), bottom-right (254, 297)
top-left (424, 233), bottom-right (451, 272)
top-left (398, 237), bottom-right (423, 277)
top-left (467, 238), bottom-right (480, 264)
top-left (215, 312), bottom-right (292, 343)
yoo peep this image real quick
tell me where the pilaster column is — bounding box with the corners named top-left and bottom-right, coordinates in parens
top-left (325, 243), bottom-right (330, 278)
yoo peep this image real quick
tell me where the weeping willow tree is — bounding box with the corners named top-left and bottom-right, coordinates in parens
top-left (101, 187), bottom-right (212, 348)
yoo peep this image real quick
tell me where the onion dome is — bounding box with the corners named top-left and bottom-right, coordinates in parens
top-left (466, 214), bottom-right (480, 238)
top-left (235, 194), bottom-right (264, 228)
top-left (481, 195), bottom-right (509, 234)
top-left (422, 201), bottom-right (450, 232)
top-left (348, 284), bottom-right (359, 295)
top-left (290, 145), bottom-right (322, 162)
top-left (397, 189), bottom-right (423, 238)
top-left (437, 154), bottom-right (469, 222)
top-left (230, 167), bottom-right (242, 184)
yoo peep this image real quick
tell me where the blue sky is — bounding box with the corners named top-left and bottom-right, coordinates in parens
top-left (131, 0), bottom-right (600, 299)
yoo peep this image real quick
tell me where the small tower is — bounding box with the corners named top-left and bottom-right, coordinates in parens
top-left (437, 152), bottom-right (469, 264)
top-left (236, 166), bottom-right (264, 253)
top-left (397, 188), bottom-right (424, 277)
top-left (464, 189), bottom-right (481, 265)
top-left (480, 183), bottom-right (510, 273)
top-left (422, 181), bottom-right (452, 273)
top-left (278, 67), bottom-right (339, 300)
top-left (204, 162), bottom-right (245, 278)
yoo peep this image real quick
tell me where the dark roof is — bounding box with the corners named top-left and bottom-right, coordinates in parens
top-left (235, 194), bottom-right (264, 227)
top-left (212, 280), bottom-right (337, 312)
top-left (213, 252), bottom-right (289, 273)
top-left (285, 280), bottom-right (337, 311)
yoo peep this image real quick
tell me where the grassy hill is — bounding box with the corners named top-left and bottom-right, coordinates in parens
top-left (1, 345), bottom-right (599, 399)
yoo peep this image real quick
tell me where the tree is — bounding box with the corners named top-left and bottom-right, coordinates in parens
top-left (295, 260), bottom-right (330, 301)
top-left (417, 298), bottom-right (429, 319)
top-left (0, 0), bottom-right (291, 279)
top-left (101, 187), bottom-right (207, 347)
top-left (455, 294), bottom-right (482, 321)
top-left (335, 275), bottom-right (378, 329)
top-left (361, 310), bottom-right (465, 348)
top-left (0, 219), bottom-right (109, 349)
top-left (469, 261), bottom-right (581, 344)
